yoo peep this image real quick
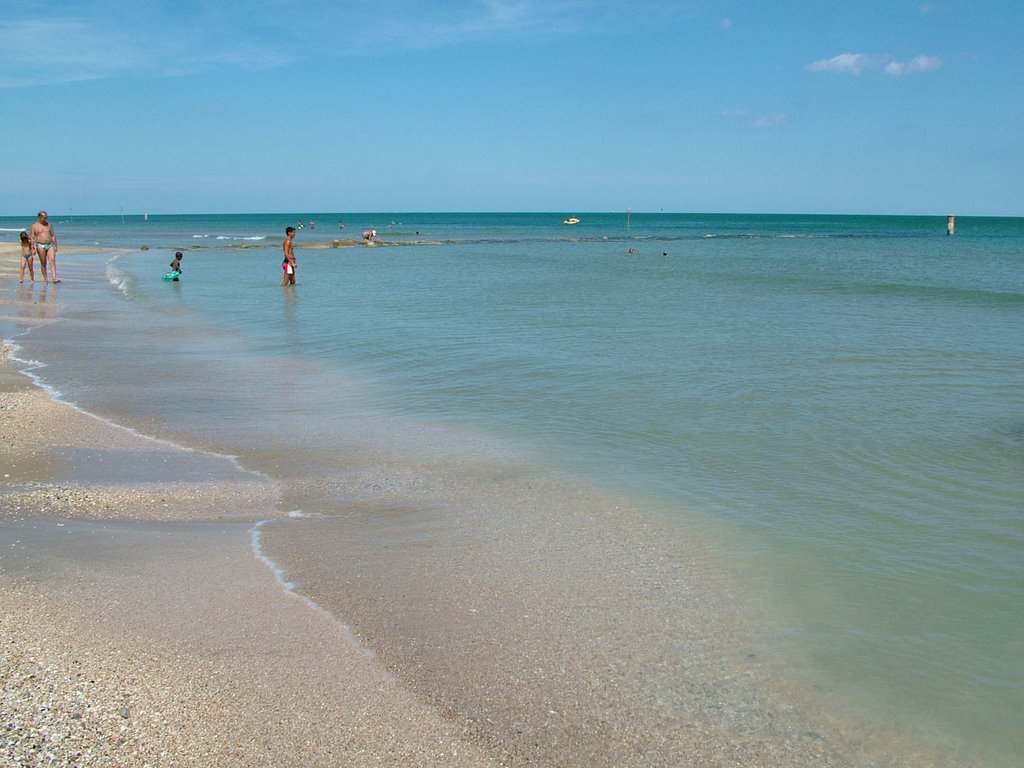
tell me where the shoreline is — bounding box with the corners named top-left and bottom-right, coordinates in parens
top-left (2, 347), bottom-right (980, 768)
top-left (1, 245), bottom-right (996, 767)
top-left (0, 344), bottom-right (500, 766)
top-left (0, 240), bottom-right (501, 766)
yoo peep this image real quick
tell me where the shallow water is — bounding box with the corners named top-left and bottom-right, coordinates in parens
top-left (2, 212), bottom-right (1022, 765)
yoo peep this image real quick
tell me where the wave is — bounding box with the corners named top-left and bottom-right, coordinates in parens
top-left (3, 334), bottom-right (267, 483)
top-left (445, 232), bottom-right (902, 246)
top-left (829, 281), bottom-right (1024, 307)
top-left (249, 518), bottom-right (392, 677)
top-left (104, 252), bottom-right (135, 299)
top-left (191, 234), bottom-right (268, 241)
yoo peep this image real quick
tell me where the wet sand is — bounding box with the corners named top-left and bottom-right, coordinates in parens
top-left (0, 270), bottom-right (497, 765)
top-left (1, 516), bottom-right (497, 767)
top-left (1, 250), bottom-right (979, 767)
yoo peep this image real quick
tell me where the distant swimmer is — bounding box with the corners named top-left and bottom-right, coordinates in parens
top-left (338, 220), bottom-right (345, 229)
top-left (309, 220), bottom-right (315, 230)
top-left (362, 229), bottom-right (377, 242)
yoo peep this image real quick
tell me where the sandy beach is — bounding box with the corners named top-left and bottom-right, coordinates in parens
top-left (0, 246), bottom-right (499, 766)
top-left (0, 353), bottom-right (867, 768)
top-left (0, 356), bottom-right (502, 767)
top-left (1, 236), bottom-right (993, 768)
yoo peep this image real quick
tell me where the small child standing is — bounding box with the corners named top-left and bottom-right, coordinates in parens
top-left (19, 231), bottom-right (34, 282)
top-left (169, 251), bottom-right (183, 281)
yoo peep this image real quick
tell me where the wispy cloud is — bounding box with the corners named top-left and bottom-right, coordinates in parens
top-left (335, 0), bottom-right (609, 51)
top-left (724, 111), bottom-right (787, 129)
top-left (807, 53), bottom-right (889, 75)
top-left (0, 0), bottom-right (608, 88)
top-left (0, 16), bottom-right (140, 86)
top-left (884, 55), bottom-right (942, 75)
top-left (0, 5), bottom-right (291, 88)
top-left (808, 52), bottom-right (942, 76)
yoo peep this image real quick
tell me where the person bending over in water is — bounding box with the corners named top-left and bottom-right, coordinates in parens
top-left (30, 210), bottom-right (59, 283)
top-left (19, 231), bottom-right (35, 282)
top-left (169, 251), bottom-right (182, 281)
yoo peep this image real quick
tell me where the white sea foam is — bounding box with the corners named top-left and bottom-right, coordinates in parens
top-left (249, 519), bottom-right (389, 675)
top-left (4, 332), bottom-right (267, 484)
top-left (106, 262), bottom-right (132, 298)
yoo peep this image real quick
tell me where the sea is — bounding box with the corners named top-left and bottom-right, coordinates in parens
top-left (2, 212), bottom-right (1022, 766)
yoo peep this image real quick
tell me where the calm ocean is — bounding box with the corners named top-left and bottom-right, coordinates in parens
top-left (3, 212), bottom-right (1023, 766)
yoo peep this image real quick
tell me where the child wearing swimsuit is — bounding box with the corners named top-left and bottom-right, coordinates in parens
top-left (169, 251), bottom-right (183, 281)
top-left (18, 231), bottom-right (34, 282)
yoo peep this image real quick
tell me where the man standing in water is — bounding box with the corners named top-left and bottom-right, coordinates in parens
top-left (30, 211), bottom-right (59, 283)
top-left (281, 226), bottom-right (297, 286)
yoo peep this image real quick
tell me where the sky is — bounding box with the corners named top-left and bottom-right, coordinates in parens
top-left (1, 1), bottom-right (1022, 216)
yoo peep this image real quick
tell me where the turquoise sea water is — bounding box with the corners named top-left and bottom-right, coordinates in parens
top-left (3, 212), bottom-right (1023, 765)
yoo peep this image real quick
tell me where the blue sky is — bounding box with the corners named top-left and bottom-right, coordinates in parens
top-left (2, 1), bottom-right (1021, 215)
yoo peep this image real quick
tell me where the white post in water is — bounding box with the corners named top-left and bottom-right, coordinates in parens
top-left (947, 215), bottom-right (955, 236)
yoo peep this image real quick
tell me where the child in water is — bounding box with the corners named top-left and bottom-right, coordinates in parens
top-left (19, 231), bottom-right (35, 282)
top-left (169, 251), bottom-right (182, 281)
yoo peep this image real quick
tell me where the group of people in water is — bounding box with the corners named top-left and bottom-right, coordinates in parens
top-left (18, 211), bottom-right (60, 283)
top-left (14, 213), bottom-right (377, 289)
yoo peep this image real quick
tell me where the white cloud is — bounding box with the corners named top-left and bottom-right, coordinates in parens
top-left (808, 53), bottom-right (887, 75)
top-left (753, 112), bottom-right (787, 128)
top-left (885, 55), bottom-right (942, 76)
top-left (808, 52), bottom-right (942, 77)
top-left (724, 111), bottom-right (787, 129)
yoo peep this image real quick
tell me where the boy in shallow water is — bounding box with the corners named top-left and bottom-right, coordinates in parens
top-left (281, 226), bottom-right (296, 286)
top-left (19, 231), bottom-right (35, 282)
top-left (169, 251), bottom-right (182, 281)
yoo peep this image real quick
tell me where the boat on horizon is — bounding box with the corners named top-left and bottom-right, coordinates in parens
top-left (563, 216), bottom-right (580, 225)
